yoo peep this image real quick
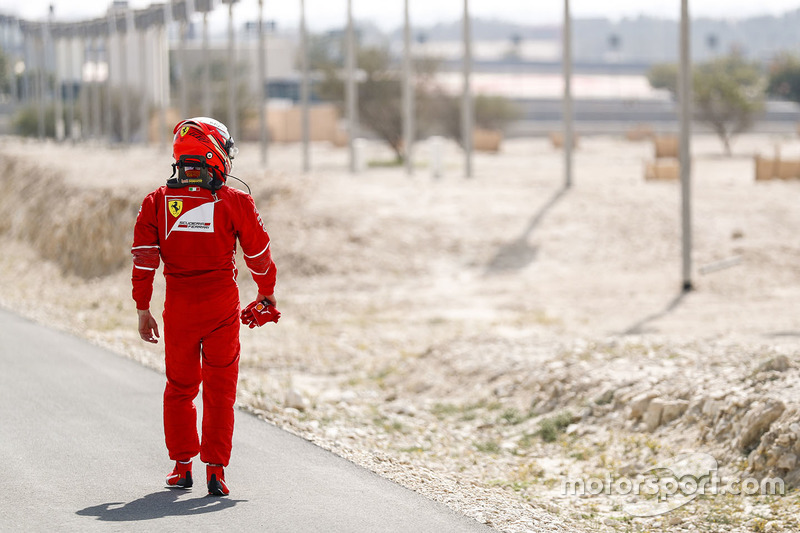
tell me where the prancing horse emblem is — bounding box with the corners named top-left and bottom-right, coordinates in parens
top-left (169, 200), bottom-right (183, 218)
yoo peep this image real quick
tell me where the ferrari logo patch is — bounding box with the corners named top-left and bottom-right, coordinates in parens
top-left (164, 197), bottom-right (216, 238)
top-left (169, 200), bottom-right (183, 218)
top-left (180, 126), bottom-right (190, 137)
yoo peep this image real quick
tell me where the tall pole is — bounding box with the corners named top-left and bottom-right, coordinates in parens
top-left (179, 0), bottom-right (194, 120)
top-left (10, 19), bottom-right (24, 104)
top-left (8, 20), bottom-right (16, 102)
top-left (202, 11), bottom-right (210, 116)
top-left (121, 10), bottom-right (133, 144)
top-left (1, 22), bottom-right (9, 94)
top-left (160, 0), bottom-right (172, 149)
top-left (679, 0), bottom-right (693, 291)
top-left (66, 33), bottom-right (76, 141)
top-left (15, 20), bottom-right (22, 102)
top-left (50, 22), bottom-right (64, 141)
top-left (461, 0), bottom-right (473, 178)
top-left (300, 0), bottom-right (310, 173)
top-left (258, 0), bottom-right (267, 165)
top-left (179, 17), bottom-right (188, 118)
top-left (106, 12), bottom-right (115, 142)
top-left (80, 28), bottom-right (90, 140)
top-left (563, 0), bottom-right (574, 188)
top-left (21, 26), bottom-right (30, 104)
top-left (227, 0), bottom-right (238, 140)
top-left (139, 21), bottom-right (149, 144)
top-left (0, 21), bottom-right (7, 88)
top-left (1, 21), bottom-right (6, 94)
top-left (402, 0), bottom-right (414, 175)
top-left (92, 35), bottom-right (102, 138)
top-left (36, 28), bottom-right (45, 139)
top-left (345, 0), bottom-right (357, 173)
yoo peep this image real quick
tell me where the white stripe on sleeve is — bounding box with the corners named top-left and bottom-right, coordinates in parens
top-left (247, 265), bottom-right (271, 276)
top-left (244, 242), bottom-right (270, 259)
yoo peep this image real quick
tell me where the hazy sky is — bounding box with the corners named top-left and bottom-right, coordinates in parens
top-left (1, 0), bottom-right (799, 31)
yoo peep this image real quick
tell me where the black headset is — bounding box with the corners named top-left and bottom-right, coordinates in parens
top-left (167, 154), bottom-right (225, 192)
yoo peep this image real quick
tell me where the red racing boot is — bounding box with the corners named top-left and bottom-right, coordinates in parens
top-left (166, 460), bottom-right (193, 489)
top-left (206, 464), bottom-right (229, 496)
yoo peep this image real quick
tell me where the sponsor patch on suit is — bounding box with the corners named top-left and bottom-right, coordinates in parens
top-left (165, 196), bottom-right (216, 238)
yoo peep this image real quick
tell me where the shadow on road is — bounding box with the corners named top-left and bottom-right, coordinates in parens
top-left (621, 291), bottom-right (688, 335)
top-left (76, 490), bottom-right (245, 521)
top-left (485, 187), bottom-right (569, 273)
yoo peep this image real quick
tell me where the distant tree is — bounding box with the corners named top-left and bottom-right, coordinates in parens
top-left (767, 53), bottom-right (800, 104)
top-left (646, 63), bottom-right (678, 96)
top-left (316, 41), bottom-right (441, 162)
top-left (437, 94), bottom-right (520, 147)
top-left (12, 88), bottom-right (143, 142)
top-left (13, 105), bottom-right (56, 138)
top-left (476, 95), bottom-right (519, 131)
top-left (694, 55), bottom-right (765, 155)
top-left (646, 54), bottom-right (765, 155)
top-left (312, 32), bottom-right (518, 157)
top-left (307, 32), bottom-right (346, 71)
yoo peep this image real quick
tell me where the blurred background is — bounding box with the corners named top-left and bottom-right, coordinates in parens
top-left (3, 2), bottom-right (800, 531)
top-left (1, 0), bottom-right (800, 152)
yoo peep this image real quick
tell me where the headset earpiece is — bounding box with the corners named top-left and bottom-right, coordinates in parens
top-left (167, 154), bottom-right (221, 191)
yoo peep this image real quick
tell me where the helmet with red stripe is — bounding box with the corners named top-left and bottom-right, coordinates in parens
top-left (170, 117), bottom-right (238, 191)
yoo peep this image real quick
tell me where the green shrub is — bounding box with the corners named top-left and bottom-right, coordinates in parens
top-left (536, 411), bottom-right (573, 443)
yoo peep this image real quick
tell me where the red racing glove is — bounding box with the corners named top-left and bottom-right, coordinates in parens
top-left (241, 299), bottom-right (281, 328)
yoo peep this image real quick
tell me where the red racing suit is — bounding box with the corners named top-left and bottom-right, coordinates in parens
top-left (131, 184), bottom-right (276, 466)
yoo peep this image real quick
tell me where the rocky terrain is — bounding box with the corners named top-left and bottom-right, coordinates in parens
top-left (1, 133), bottom-right (799, 532)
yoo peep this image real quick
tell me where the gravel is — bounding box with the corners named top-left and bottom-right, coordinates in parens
top-left (2, 132), bottom-right (800, 532)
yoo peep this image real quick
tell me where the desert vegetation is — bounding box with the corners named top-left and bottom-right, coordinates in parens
top-left (2, 133), bottom-right (800, 532)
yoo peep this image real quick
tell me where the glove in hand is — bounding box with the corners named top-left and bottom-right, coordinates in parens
top-left (241, 299), bottom-right (281, 328)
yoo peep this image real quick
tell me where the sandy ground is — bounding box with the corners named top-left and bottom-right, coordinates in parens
top-left (1, 132), bottom-right (800, 532)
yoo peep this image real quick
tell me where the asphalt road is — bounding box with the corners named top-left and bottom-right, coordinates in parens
top-left (0, 308), bottom-right (493, 532)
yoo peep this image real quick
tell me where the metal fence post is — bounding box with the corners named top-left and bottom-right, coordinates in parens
top-left (92, 33), bottom-right (102, 138)
top-left (403, 0), bottom-right (414, 175)
top-left (300, 0), bottom-right (309, 173)
top-left (105, 12), bottom-right (115, 142)
top-left (258, 0), bottom-right (268, 165)
top-left (53, 30), bottom-right (64, 141)
top-left (563, 0), bottom-right (574, 188)
top-left (346, 0), bottom-right (357, 173)
top-left (679, 0), bottom-right (693, 292)
top-left (80, 26), bottom-right (90, 141)
top-left (120, 9), bottom-right (134, 144)
top-left (37, 26), bottom-right (45, 139)
top-left (137, 13), bottom-right (149, 144)
top-left (461, 0), bottom-right (473, 178)
top-left (225, 0), bottom-right (238, 139)
top-left (202, 10), bottom-right (210, 116)
top-left (66, 30), bottom-right (76, 141)
top-left (161, 0), bottom-right (172, 148)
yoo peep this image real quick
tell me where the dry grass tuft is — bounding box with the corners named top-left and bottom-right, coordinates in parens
top-left (0, 154), bottom-right (140, 278)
